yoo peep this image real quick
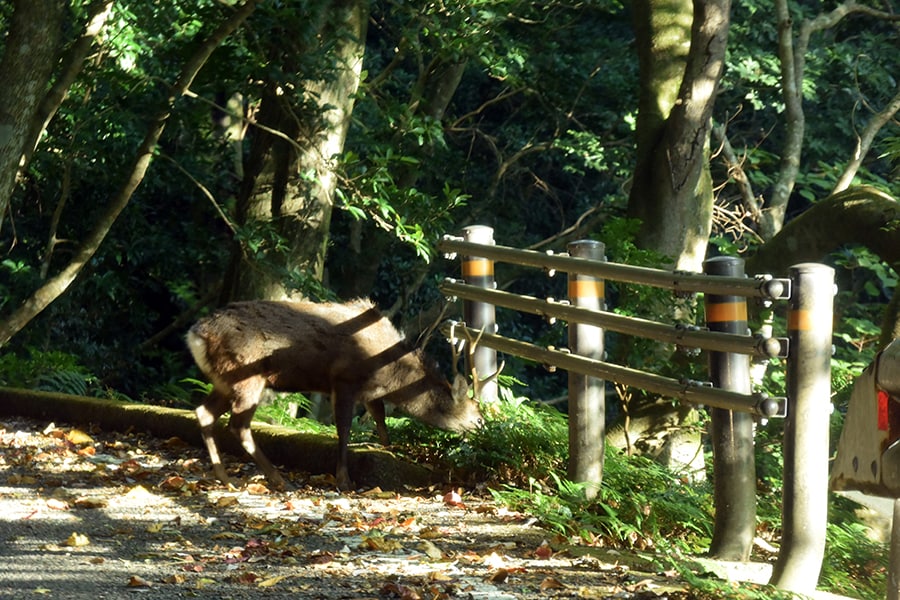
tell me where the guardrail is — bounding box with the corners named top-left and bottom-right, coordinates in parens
top-left (438, 225), bottom-right (835, 595)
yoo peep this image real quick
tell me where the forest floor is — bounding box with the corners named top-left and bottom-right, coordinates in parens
top-left (0, 415), bottom-right (855, 600)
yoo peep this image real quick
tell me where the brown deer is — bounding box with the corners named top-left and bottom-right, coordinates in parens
top-left (186, 299), bottom-right (491, 490)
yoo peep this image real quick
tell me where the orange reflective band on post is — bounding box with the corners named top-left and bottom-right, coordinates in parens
top-left (705, 301), bottom-right (747, 323)
top-left (788, 309), bottom-right (814, 331)
top-left (462, 258), bottom-right (494, 278)
top-left (568, 279), bottom-right (604, 300)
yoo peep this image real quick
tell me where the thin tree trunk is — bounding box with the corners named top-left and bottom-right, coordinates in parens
top-left (0, 0), bottom-right (67, 233)
top-left (761, 0), bottom-right (900, 238)
top-left (832, 85), bottom-right (900, 194)
top-left (0, 0), bottom-right (262, 347)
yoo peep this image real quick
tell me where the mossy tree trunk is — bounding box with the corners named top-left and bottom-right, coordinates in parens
top-left (222, 0), bottom-right (368, 302)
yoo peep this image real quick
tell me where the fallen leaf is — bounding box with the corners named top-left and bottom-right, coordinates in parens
top-left (181, 564), bottom-right (205, 573)
top-left (418, 540), bottom-right (443, 560)
top-left (428, 570), bottom-right (454, 583)
top-left (534, 541), bottom-right (553, 560)
top-left (362, 487), bottom-right (396, 499)
top-left (232, 571), bottom-right (260, 585)
top-left (625, 578), bottom-right (654, 592)
top-left (65, 429), bottom-right (94, 445)
top-left (74, 497), bottom-right (107, 509)
top-left (215, 495), bottom-right (240, 508)
top-left (127, 575), bottom-right (152, 588)
top-left (46, 498), bottom-right (69, 511)
top-left (163, 574), bottom-right (186, 584)
top-left (258, 575), bottom-right (288, 588)
top-left (488, 568), bottom-right (510, 584)
top-left (540, 576), bottom-right (567, 591)
top-left (159, 475), bottom-right (187, 491)
top-left (63, 532), bottom-right (90, 547)
top-left (245, 482), bottom-right (269, 495)
top-left (195, 577), bottom-right (217, 589)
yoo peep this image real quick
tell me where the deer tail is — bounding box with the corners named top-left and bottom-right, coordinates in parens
top-left (186, 326), bottom-right (214, 378)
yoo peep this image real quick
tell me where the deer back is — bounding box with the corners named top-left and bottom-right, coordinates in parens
top-left (189, 300), bottom-right (467, 409)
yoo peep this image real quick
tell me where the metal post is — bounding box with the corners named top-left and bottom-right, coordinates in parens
top-left (704, 256), bottom-right (756, 561)
top-left (770, 263), bottom-right (835, 594)
top-left (461, 225), bottom-right (499, 402)
top-left (567, 240), bottom-right (606, 499)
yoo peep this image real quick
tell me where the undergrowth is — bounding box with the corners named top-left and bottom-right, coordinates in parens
top-left (387, 386), bottom-right (888, 600)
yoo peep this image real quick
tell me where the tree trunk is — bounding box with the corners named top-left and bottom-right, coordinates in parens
top-left (0, 0), bottom-right (262, 347)
top-left (624, 0), bottom-right (745, 558)
top-left (629, 0), bottom-right (728, 272)
top-left (224, 0), bottom-right (368, 302)
top-left (0, 0), bottom-right (67, 233)
top-left (624, 0), bottom-right (731, 435)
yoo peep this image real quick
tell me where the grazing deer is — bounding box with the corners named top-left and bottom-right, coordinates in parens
top-left (186, 299), bottom-right (494, 490)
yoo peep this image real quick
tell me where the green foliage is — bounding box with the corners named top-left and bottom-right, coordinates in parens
top-left (677, 569), bottom-right (797, 600)
top-left (384, 379), bottom-right (569, 484)
top-left (721, 0), bottom-right (900, 207)
top-left (820, 497), bottom-right (889, 600)
top-left (252, 392), bottom-right (322, 431)
top-left (0, 348), bottom-right (113, 398)
top-left (492, 445), bottom-right (713, 549)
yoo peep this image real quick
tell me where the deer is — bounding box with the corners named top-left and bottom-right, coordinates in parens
top-left (185, 298), bottom-right (499, 490)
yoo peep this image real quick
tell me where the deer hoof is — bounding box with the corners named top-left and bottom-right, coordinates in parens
top-left (335, 469), bottom-right (354, 492)
top-left (268, 474), bottom-right (289, 492)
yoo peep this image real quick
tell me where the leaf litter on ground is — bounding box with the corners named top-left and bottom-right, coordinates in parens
top-left (0, 415), bottom-right (719, 599)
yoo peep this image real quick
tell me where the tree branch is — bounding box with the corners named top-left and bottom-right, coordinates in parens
top-left (20, 0), bottom-right (114, 174)
top-left (764, 0), bottom-right (805, 240)
top-left (712, 120), bottom-right (760, 221)
top-left (833, 84), bottom-right (900, 193)
top-left (764, 0), bottom-right (900, 239)
top-left (0, 0), bottom-right (263, 348)
top-left (747, 185), bottom-right (900, 277)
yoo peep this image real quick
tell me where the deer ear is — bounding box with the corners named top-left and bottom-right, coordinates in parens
top-left (450, 373), bottom-right (470, 402)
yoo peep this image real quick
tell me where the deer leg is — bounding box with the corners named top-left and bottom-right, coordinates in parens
top-left (228, 377), bottom-right (286, 490)
top-left (332, 386), bottom-right (356, 491)
top-left (196, 388), bottom-right (233, 485)
top-left (365, 399), bottom-right (390, 446)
